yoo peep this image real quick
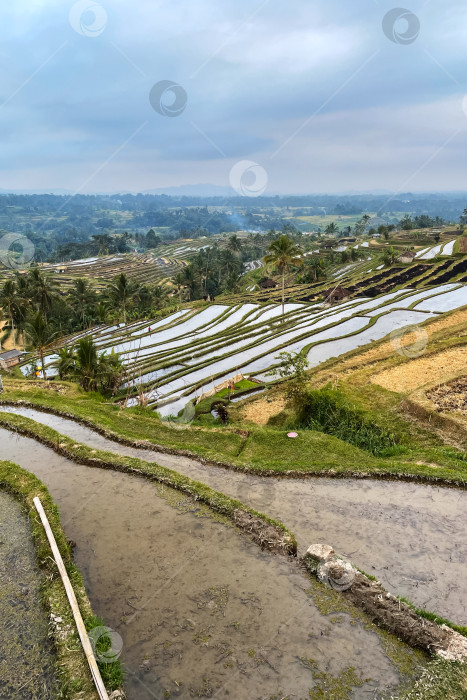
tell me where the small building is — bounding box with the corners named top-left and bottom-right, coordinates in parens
top-left (397, 250), bottom-right (416, 264)
top-left (0, 349), bottom-right (26, 368)
top-left (323, 285), bottom-right (351, 304)
top-left (259, 278), bottom-right (277, 289)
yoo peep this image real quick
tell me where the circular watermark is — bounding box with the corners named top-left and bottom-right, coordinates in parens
top-left (149, 81), bottom-right (188, 117)
top-left (88, 626), bottom-right (123, 664)
top-left (0, 233), bottom-right (35, 270)
top-left (390, 324), bottom-right (428, 359)
top-left (161, 400), bottom-right (196, 430)
top-left (69, 0), bottom-right (107, 37)
top-left (229, 160), bottom-right (268, 198)
top-left (382, 8), bottom-right (420, 45)
top-left (317, 558), bottom-right (356, 592)
top-left (236, 474), bottom-right (276, 512)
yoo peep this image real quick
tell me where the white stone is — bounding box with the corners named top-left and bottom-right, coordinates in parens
top-left (305, 544), bottom-right (335, 562)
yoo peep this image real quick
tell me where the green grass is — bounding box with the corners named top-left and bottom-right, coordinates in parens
top-left (390, 658), bottom-right (467, 700)
top-left (288, 384), bottom-right (400, 456)
top-left (2, 378), bottom-right (467, 484)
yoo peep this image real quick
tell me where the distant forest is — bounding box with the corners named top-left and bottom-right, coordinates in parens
top-left (0, 191), bottom-right (465, 263)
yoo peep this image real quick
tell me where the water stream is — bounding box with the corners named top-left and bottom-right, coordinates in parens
top-left (0, 423), bottom-right (423, 699)
top-left (1, 406), bottom-right (465, 627)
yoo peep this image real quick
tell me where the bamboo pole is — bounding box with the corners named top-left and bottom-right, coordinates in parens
top-left (33, 496), bottom-right (110, 700)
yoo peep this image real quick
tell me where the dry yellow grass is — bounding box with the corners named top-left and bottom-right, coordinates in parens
top-left (242, 396), bottom-right (286, 425)
top-left (371, 346), bottom-right (467, 393)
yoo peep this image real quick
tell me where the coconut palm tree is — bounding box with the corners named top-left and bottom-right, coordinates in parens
top-left (0, 280), bottom-right (18, 347)
top-left (263, 235), bottom-right (302, 315)
top-left (54, 346), bottom-right (76, 380)
top-left (228, 234), bottom-right (242, 253)
top-left (25, 312), bottom-right (57, 379)
top-left (68, 278), bottom-right (96, 326)
top-left (107, 273), bottom-right (139, 324)
top-left (27, 268), bottom-right (59, 321)
top-left (325, 222), bottom-right (339, 235)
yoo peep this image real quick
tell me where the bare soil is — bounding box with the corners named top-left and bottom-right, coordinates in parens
top-left (427, 376), bottom-right (467, 416)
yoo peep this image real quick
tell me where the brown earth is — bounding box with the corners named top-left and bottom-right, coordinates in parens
top-left (459, 237), bottom-right (467, 253)
top-left (241, 396), bottom-right (286, 425)
top-left (370, 346), bottom-right (467, 394)
top-left (427, 376), bottom-right (467, 416)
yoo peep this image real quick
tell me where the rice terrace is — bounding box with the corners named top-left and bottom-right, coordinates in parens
top-left (2, 2), bottom-right (467, 700)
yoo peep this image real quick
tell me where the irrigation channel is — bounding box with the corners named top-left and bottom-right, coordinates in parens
top-left (1, 420), bottom-right (430, 699)
top-left (0, 491), bottom-right (57, 698)
top-left (2, 406), bottom-right (465, 626)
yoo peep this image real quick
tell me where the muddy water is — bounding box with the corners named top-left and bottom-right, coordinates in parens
top-left (0, 427), bottom-right (421, 700)
top-left (0, 491), bottom-right (57, 699)
top-left (2, 407), bottom-right (466, 626)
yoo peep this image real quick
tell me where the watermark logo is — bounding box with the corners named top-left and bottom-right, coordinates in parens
top-left (88, 626), bottom-right (123, 664)
top-left (317, 558), bottom-right (356, 592)
top-left (161, 400), bottom-right (196, 430)
top-left (69, 0), bottom-right (108, 38)
top-left (390, 324), bottom-right (428, 359)
top-left (149, 81), bottom-right (188, 117)
top-left (229, 160), bottom-right (268, 198)
top-left (0, 233), bottom-right (35, 270)
top-left (382, 8), bottom-right (420, 45)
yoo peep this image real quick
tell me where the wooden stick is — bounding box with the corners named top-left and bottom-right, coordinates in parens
top-left (33, 496), bottom-right (110, 700)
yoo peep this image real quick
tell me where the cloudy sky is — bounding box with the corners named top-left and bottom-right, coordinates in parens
top-left (0, 0), bottom-right (466, 194)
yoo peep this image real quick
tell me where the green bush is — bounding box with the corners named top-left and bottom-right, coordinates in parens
top-left (291, 385), bottom-right (399, 456)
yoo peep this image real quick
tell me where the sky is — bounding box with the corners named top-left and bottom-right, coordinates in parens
top-left (0, 0), bottom-right (466, 195)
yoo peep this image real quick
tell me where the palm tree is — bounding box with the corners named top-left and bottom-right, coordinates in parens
top-left (74, 337), bottom-right (100, 391)
top-left (25, 312), bottom-right (57, 380)
top-left (0, 280), bottom-right (18, 347)
top-left (68, 278), bottom-right (96, 326)
top-left (228, 234), bottom-right (242, 253)
top-left (54, 346), bottom-right (76, 380)
top-left (174, 272), bottom-right (185, 304)
top-left (325, 222), bottom-right (339, 235)
top-left (74, 338), bottom-right (124, 394)
top-left (382, 246), bottom-right (398, 267)
top-left (107, 273), bottom-right (139, 324)
top-left (27, 268), bottom-right (59, 321)
top-left (263, 235), bottom-right (302, 315)
top-left (305, 257), bottom-right (327, 282)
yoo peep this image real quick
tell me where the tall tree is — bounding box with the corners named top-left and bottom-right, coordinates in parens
top-left (0, 280), bottom-right (18, 347)
top-left (263, 235), bottom-right (302, 316)
top-left (25, 312), bottom-right (57, 380)
top-left (107, 273), bottom-right (139, 324)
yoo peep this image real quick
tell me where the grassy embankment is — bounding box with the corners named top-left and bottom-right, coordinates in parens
top-left (0, 459), bottom-right (124, 699)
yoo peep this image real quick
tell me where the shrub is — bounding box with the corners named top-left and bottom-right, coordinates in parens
top-left (291, 385), bottom-right (398, 455)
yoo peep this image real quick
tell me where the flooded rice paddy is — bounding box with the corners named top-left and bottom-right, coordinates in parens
top-left (0, 491), bottom-right (57, 699)
top-left (0, 420), bottom-right (426, 699)
top-left (2, 406), bottom-right (466, 629)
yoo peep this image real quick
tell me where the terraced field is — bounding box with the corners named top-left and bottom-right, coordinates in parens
top-left (38, 252), bottom-right (188, 290)
top-left (30, 282), bottom-right (467, 416)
